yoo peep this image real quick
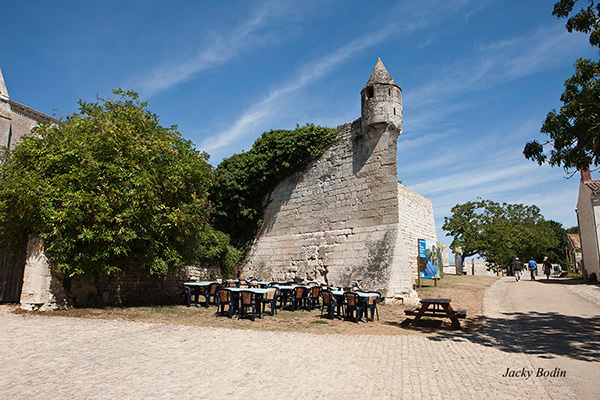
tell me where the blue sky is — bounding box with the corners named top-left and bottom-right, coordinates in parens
top-left (1, 0), bottom-right (596, 254)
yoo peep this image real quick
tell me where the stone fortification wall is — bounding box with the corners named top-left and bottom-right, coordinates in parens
top-left (241, 59), bottom-right (439, 300)
top-left (242, 120), bottom-right (403, 295)
top-left (388, 183), bottom-right (436, 297)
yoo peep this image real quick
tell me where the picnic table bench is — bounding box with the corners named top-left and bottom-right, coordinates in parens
top-left (404, 298), bottom-right (466, 329)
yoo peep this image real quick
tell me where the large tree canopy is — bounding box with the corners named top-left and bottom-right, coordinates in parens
top-left (442, 199), bottom-right (559, 270)
top-left (524, 0), bottom-right (600, 171)
top-left (0, 90), bottom-right (221, 279)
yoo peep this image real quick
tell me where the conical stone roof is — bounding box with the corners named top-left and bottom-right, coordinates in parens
top-left (362, 58), bottom-right (399, 90)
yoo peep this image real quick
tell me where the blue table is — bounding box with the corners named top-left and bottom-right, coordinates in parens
top-left (330, 291), bottom-right (377, 320)
top-left (331, 290), bottom-right (377, 298)
top-left (225, 287), bottom-right (275, 319)
top-left (273, 285), bottom-right (311, 309)
top-left (184, 281), bottom-right (216, 307)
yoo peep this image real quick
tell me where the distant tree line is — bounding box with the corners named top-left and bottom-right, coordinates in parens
top-left (443, 198), bottom-right (576, 273)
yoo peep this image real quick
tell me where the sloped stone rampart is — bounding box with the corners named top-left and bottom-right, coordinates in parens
top-left (242, 118), bottom-right (436, 298)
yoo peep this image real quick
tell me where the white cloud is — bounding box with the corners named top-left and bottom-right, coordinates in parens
top-left (200, 1), bottom-right (483, 159)
top-left (199, 24), bottom-right (402, 155)
top-left (128, 2), bottom-right (282, 98)
top-left (406, 26), bottom-right (588, 111)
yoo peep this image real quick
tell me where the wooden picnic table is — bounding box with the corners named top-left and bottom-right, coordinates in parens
top-left (404, 298), bottom-right (466, 329)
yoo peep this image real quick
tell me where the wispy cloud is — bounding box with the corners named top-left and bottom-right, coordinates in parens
top-left (406, 25), bottom-right (588, 111)
top-left (128, 2), bottom-right (280, 98)
top-left (201, 0), bottom-right (482, 158)
top-left (199, 25), bottom-right (401, 155)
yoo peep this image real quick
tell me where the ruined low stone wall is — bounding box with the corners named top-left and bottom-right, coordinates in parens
top-left (20, 235), bottom-right (222, 308)
top-left (66, 263), bottom-right (222, 307)
top-left (462, 260), bottom-right (499, 276)
top-left (20, 235), bottom-right (66, 310)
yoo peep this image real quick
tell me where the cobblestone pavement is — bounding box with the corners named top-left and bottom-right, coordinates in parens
top-left (0, 278), bottom-right (594, 399)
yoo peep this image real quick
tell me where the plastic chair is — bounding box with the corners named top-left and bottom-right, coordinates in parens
top-left (307, 281), bottom-right (319, 287)
top-left (351, 285), bottom-right (362, 292)
top-left (238, 290), bottom-right (257, 321)
top-left (320, 290), bottom-right (339, 319)
top-left (182, 285), bottom-right (191, 307)
top-left (261, 288), bottom-right (280, 316)
top-left (289, 287), bottom-right (306, 311)
top-left (306, 286), bottom-right (321, 311)
top-left (215, 289), bottom-right (234, 318)
top-left (203, 282), bottom-right (220, 307)
top-left (344, 292), bottom-right (365, 323)
top-left (364, 292), bottom-right (381, 321)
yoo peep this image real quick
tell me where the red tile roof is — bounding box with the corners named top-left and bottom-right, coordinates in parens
top-left (584, 179), bottom-right (600, 191)
top-left (567, 234), bottom-right (581, 251)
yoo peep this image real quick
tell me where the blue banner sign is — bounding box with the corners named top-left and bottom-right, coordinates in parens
top-left (418, 239), bottom-right (426, 258)
top-left (418, 239), bottom-right (443, 279)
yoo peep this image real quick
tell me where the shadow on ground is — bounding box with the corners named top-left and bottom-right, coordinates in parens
top-left (534, 278), bottom-right (599, 287)
top-left (426, 311), bottom-right (600, 362)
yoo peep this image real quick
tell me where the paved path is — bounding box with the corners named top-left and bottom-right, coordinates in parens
top-left (488, 276), bottom-right (600, 400)
top-left (1, 277), bottom-right (598, 399)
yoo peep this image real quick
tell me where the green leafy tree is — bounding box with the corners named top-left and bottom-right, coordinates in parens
top-left (212, 124), bottom-right (337, 248)
top-left (443, 199), bottom-right (559, 272)
top-left (524, 0), bottom-right (600, 171)
top-left (0, 90), bottom-right (224, 288)
top-left (566, 225), bottom-right (580, 233)
top-left (543, 220), bottom-right (571, 266)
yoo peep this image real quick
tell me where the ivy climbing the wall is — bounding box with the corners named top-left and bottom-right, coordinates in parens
top-left (211, 123), bottom-right (337, 251)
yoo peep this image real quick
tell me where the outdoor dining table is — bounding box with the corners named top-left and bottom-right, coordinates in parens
top-left (330, 290), bottom-right (378, 319)
top-left (330, 290), bottom-right (378, 298)
top-left (226, 287), bottom-right (275, 319)
top-left (273, 285), bottom-right (310, 308)
top-left (273, 285), bottom-right (310, 290)
top-left (183, 281), bottom-right (215, 307)
top-left (249, 281), bottom-right (271, 287)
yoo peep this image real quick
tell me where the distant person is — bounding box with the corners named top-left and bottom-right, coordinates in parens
top-left (511, 258), bottom-right (523, 282)
top-left (542, 257), bottom-right (552, 280)
top-left (528, 258), bottom-right (538, 281)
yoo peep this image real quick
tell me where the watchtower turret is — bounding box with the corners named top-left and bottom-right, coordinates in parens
top-left (360, 58), bottom-right (402, 137)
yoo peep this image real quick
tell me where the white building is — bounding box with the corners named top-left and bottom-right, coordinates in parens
top-left (576, 168), bottom-right (600, 280)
